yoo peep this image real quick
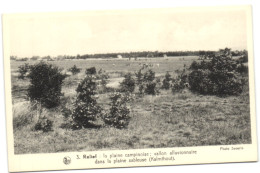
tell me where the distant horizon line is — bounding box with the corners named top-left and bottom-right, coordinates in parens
top-left (10, 48), bottom-right (247, 59)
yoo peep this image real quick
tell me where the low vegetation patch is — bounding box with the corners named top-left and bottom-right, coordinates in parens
top-left (34, 117), bottom-right (53, 132)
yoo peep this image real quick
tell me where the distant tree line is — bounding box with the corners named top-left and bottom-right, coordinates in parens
top-left (10, 49), bottom-right (248, 61)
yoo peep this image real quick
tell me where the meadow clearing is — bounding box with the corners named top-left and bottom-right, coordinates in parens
top-left (11, 56), bottom-right (251, 154)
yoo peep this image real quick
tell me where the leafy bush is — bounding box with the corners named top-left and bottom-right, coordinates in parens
top-left (237, 55), bottom-right (248, 63)
top-left (172, 49), bottom-right (244, 96)
top-left (172, 68), bottom-right (189, 93)
top-left (86, 67), bottom-right (97, 75)
top-left (68, 65), bottom-right (81, 75)
top-left (143, 69), bottom-right (158, 95)
top-left (188, 55), bottom-right (243, 96)
top-left (135, 69), bottom-right (143, 86)
top-left (72, 75), bottom-right (101, 129)
top-left (189, 61), bottom-right (200, 70)
top-left (135, 68), bottom-right (159, 95)
top-left (18, 63), bottom-right (31, 79)
top-left (236, 63), bottom-right (248, 74)
top-left (120, 73), bottom-right (136, 93)
top-left (162, 72), bottom-right (171, 90)
top-left (145, 82), bottom-right (157, 95)
top-left (27, 62), bottom-right (66, 108)
top-left (188, 69), bottom-right (214, 94)
top-left (236, 50), bottom-right (248, 63)
top-left (96, 69), bottom-right (109, 92)
top-left (135, 69), bottom-right (144, 94)
top-left (103, 92), bottom-right (131, 129)
top-left (34, 117), bottom-right (53, 132)
top-left (143, 69), bottom-right (155, 82)
top-left (172, 48), bottom-right (245, 96)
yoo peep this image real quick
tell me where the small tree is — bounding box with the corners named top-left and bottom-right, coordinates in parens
top-left (72, 75), bottom-right (101, 129)
top-left (96, 69), bottom-right (109, 92)
top-left (143, 69), bottom-right (158, 95)
top-left (172, 68), bottom-right (189, 93)
top-left (143, 69), bottom-right (155, 82)
top-left (135, 69), bottom-right (143, 85)
top-left (27, 62), bottom-right (66, 110)
top-left (188, 54), bottom-right (243, 96)
top-left (135, 69), bottom-right (144, 94)
top-left (18, 63), bottom-right (31, 79)
top-left (172, 48), bottom-right (244, 96)
top-left (103, 92), bottom-right (131, 129)
top-left (120, 73), bottom-right (135, 93)
top-left (86, 67), bottom-right (96, 75)
top-left (162, 72), bottom-right (171, 90)
top-left (135, 68), bottom-right (158, 95)
top-left (145, 82), bottom-right (157, 95)
top-left (68, 65), bottom-right (81, 75)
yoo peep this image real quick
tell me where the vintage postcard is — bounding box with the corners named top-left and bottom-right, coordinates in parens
top-left (2, 5), bottom-right (257, 172)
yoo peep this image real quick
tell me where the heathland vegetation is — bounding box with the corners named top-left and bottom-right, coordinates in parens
top-left (11, 48), bottom-right (250, 154)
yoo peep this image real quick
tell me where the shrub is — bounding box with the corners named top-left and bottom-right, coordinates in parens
top-left (86, 67), bottom-right (96, 75)
top-left (72, 75), bottom-right (101, 129)
top-left (96, 69), bottom-right (109, 92)
top-left (172, 68), bottom-right (189, 93)
top-left (18, 63), bottom-right (31, 79)
top-left (120, 73), bottom-right (135, 93)
top-left (34, 117), bottom-right (53, 132)
top-left (135, 69), bottom-right (143, 85)
top-left (68, 65), bottom-right (81, 75)
top-left (188, 69), bottom-right (215, 94)
top-left (27, 62), bottom-right (66, 109)
top-left (103, 92), bottom-right (131, 129)
top-left (135, 69), bottom-right (144, 94)
top-left (189, 61), bottom-right (200, 70)
top-left (135, 68), bottom-right (159, 95)
top-left (236, 63), bottom-right (248, 74)
top-left (162, 72), bottom-right (171, 90)
top-left (237, 55), bottom-right (248, 63)
top-left (145, 82), bottom-right (157, 95)
top-left (188, 55), bottom-right (243, 96)
top-left (172, 49), bottom-right (244, 96)
top-left (143, 69), bottom-right (155, 82)
top-left (143, 69), bottom-right (158, 95)
top-left (172, 48), bottom-right (245, 96)
top-left (237, 51), bottom-right (248, 63)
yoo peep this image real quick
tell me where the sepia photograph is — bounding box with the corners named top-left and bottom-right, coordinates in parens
top-left (1, 2), bottom-right (258, 172)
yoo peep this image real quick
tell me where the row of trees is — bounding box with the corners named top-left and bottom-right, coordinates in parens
top-left (11, 48), bottom-right (248, 61)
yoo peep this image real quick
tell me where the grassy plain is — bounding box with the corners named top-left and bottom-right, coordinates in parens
top-left (11, 57), bottom-right (251, 154)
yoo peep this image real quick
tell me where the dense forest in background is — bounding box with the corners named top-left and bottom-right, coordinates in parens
top-left (10, 49), bottom-right (247, 61)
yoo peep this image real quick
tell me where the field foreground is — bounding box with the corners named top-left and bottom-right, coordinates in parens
top-left (13, 89), bottom-right (250, 154)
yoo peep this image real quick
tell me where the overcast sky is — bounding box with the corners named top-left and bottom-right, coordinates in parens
top-left (6, 7), bottom-right (249, 57)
